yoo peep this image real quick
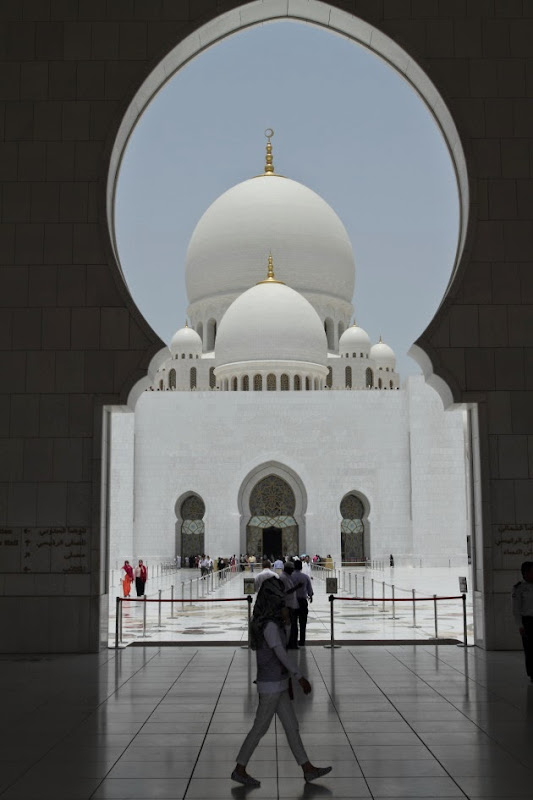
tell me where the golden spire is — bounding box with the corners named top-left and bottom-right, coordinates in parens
top-left (264, 128), bottom-right (275, 174)
top-left (257, 253), bottom-right (284, 285)
top-left (379, 334), bottom-right (383, 343)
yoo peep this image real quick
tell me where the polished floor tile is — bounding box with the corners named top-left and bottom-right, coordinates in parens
top-left (0, 644), bottom-right (532, 800)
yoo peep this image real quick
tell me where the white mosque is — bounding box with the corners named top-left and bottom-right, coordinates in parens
top-left (109, 134), bottom-right (470, 568)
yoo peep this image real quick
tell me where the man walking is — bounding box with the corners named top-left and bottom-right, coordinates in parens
top-left (134, 559), bottom-right (147, 596)
top-left (292, 559), bottom-right (313, 646)
top-left (232, 578), bottom-right (332, 787)
top-left (512, 561), bottom-right (533, 681)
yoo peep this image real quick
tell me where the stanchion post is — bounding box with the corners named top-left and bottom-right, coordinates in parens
top-left (158, 589), bottom-right (162, 628)
top-left (381, 581), bottom-right (386, 612)
top-left (362, 575), bottom-right (366, 599)
top-left (170, 585), bottom-right (174, 619)
top-left (349, 572), bottom-right (352, 595)
top-left (189, 580), bottom-right (192, 606)
top-left (462, 593), bottom-right (467, 646)
top-left (433, 594), bottom-right (438, 639)
top-left (143, 595), bottom-right (147, 637)
top-left (391, 585), bottom-right (398, 619)
top-left (115, 597), bottom-right (120, 649)
top-left (355, 573), bottom-right (358, 597)
top-left (412, 588), bottom-right (417, 628)
top-left (371, 578), bottom-right (375, 606)
top-left (247, 595), bottom-right (253, 649)
top-left (323, 595), bottom-right (341, 648)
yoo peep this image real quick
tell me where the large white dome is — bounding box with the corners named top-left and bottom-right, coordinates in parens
top-left (215, 275), bottom-right (327, 368)
top-left (185, 175), bottom-right (355, 306)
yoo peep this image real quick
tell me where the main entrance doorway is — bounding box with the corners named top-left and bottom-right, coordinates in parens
top-left (246, 475), bottom-right (299, 557)
top-left (263, 527), bottom-right (282, 560)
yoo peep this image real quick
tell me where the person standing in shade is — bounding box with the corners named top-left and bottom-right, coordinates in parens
top-left (512, 561), bottom-right (533, 681)
top-left (292, 559), bottom-right (313, 647)
top-left (231, 578), bottom-right (332, 787)
top-left (121, 560), bottom-right (133, 597)
top-left (279, 561), bottom-right (299, 649)
top-left (389, 554), bottom-right (395, 567)
top-left (135, 559), bottom-right (147, 596)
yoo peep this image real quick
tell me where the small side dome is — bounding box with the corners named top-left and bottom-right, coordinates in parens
top-left (170, 323), bottom-right (202, 356)
top-left (339, 322), bottom-right (371, 354)
top-left (370, 337), bottom-right (396, 369)
top-left (215, 256), bottom-right (327, 368)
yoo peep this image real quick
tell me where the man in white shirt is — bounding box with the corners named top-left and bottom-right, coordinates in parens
top-left (254, 559), bottom-right (279, 591)
top-left (232, 579), bottom-right (332, 787)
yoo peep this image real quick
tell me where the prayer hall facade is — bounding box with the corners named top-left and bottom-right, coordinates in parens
top-left (109, 137), bottom-right (469, 569)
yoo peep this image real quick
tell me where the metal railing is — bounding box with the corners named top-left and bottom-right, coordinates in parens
top-left (115, 593), bottom-right (252, 649)
top-left (323, 592), bottom-right (469, 649)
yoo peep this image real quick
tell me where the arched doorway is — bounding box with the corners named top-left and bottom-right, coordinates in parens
top-left (340, 493), bottom-right (367, 563)
top-left (178, 493), bottom-right (205, 561)
top-left (247, 475), bottom-right (298, 558)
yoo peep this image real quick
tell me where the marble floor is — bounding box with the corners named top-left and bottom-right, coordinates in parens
top-left (109, 566), bottom-right (474, 646)
top-left (1, 643), bottom-right (532, 799)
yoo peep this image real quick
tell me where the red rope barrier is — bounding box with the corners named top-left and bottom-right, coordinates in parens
top-left (119, 597), bottom-right (250, 603)
top-left (332, 595), bottom-right (463, 602)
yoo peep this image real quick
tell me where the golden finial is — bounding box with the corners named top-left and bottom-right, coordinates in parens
top-left (264, 128), bottom-right (275, 174)
top-left (257, 252), bottom-right (284, 285)
top-left (185, 320), bottom-right (188, 328)
top-left (379, 334), bottom-right (383, 343)
top-left (352, 319), bottom-right (357, 327)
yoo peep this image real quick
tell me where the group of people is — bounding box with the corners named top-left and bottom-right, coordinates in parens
top-left (253, 557), bottom-right (313, 648)
top-left (121, 559), bottom-right (147, 597)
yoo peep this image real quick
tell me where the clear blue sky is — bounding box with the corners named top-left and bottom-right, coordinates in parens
top-left (115, 20), bottom-right (459, 378)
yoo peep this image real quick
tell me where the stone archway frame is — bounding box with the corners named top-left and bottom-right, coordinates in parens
top-left (174, 490), bottom-right (207, 559)
top-left (339, 489), bottom-right (371, 562)
top-left (106, 0), bottom-right (469, 413)
top-left (238, 462), bottom-right (308, 557)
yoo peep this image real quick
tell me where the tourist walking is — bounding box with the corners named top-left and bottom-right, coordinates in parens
top-left (512, 561), bottom-right (533, 681)
top-left (231, 578), bottom-right (332, 787)
top-left (292, 560), bottom-right (313, 646)
top-left (121, 560), bottom-right (133, 597)
top-left (135, 559), bottom-right (147, 596)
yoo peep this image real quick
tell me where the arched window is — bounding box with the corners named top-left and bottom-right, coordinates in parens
top-left (242, 375), bottom-right (249, 391)
top-left (378, 377), bottom-right (382, 389)
top-left (386, 367), bottom-right (389, 372)
top-left (340, 493), bottom-right (365, 564)
top-left (190, 367), bottom-right (197, 390)
top-left (169, 368), bottom-right (176, 389)
top-left (345, 366), bottom-right (352, 389)
top-left (326, 367), bottom-right (332, 388)
top-left (232, 376), bottom-right (238, 391)
top-left (254, 374), bottom-right (262, 391)
top-left (294, 375), bottom-right (301, 391)
top-left (181, 353), bottom-right (185, 359)
top-left (360, 352), bottom-right (364, 358)
top-left (196, 322), bottom-right (203, 345)
top-left (180, 494), bottom-right (205, 561)
top-left (189, 353), bottom-right (192, 359)
top-left (390, 380), bottom-right (393, 389)
top-left (353, 352), bottom-right (356, 358)
top-left (159, 379), bottom-right (163, 390)
top-left (324, 317), bottom-right (334, 349)
top-left (206, 318), bottom-right (217, 350)
top-left (280, 374), bottom-right (289, 391)
top-left (305, 376), bottom-right (311, 391)
top-left (209, 367), bottom-right (215, 388)
top-left (267, 373), bottom-right (276, 391)
top-left (366, 368), bottom-right (373, 388)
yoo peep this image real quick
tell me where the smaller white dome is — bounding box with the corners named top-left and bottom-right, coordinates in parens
top-left (170, 324), bottom-right (202, 355)
top-left (370, 338), bottom-right (396, 368)
top-left (339, 323), bottom-right (371, 353)
top-left (215, 261), bottom-right (327, 368)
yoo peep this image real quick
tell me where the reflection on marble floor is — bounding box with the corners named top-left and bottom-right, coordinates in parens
top-left (109, 565), bottom-right (473, 646)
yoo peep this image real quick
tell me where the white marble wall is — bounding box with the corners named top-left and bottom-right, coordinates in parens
top-left (113, 380), bottom-right (468, 567)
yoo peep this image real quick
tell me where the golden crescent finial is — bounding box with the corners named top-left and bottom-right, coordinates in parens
top-left (264, 128), bottom-right (275, 174)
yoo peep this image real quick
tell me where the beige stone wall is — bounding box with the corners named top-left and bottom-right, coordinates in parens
top-left (0, 0), bottom-right (530, 651)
